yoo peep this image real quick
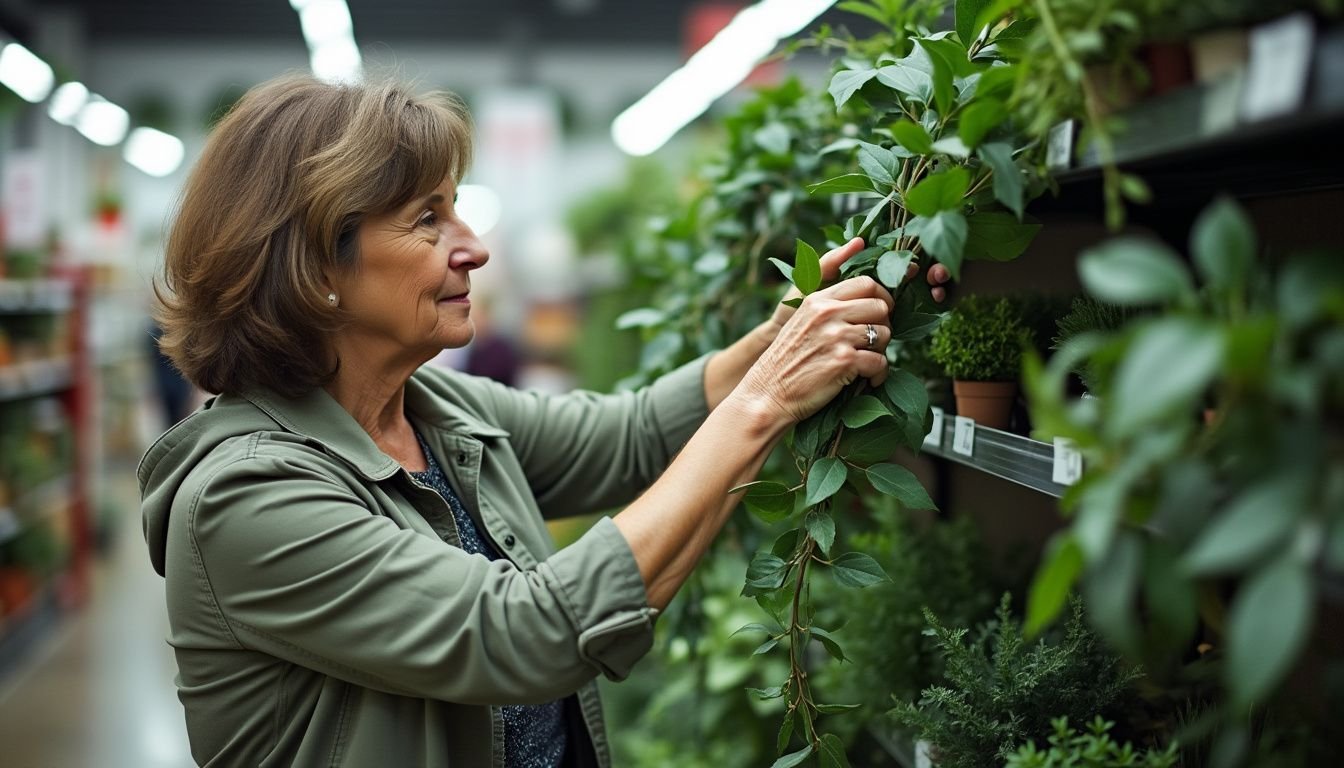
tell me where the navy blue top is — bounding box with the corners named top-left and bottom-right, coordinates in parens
top-left (409, 431), bottom-right (568, 768)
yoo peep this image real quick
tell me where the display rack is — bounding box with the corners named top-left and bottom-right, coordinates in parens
top-left (919, 409), bottom-right (1072, 498)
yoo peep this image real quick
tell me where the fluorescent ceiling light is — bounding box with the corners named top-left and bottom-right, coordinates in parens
top-left (75, 97), bottom-right (130, 146)
top-left (456, 184), bottom-right (502, 237)
top-left (0, 43), bottom-right (55, 103)
top-left (299, 0), bottom-right (354, 47)
top-left (123, 127), bottom-right (185, 177)
top-left (612, 0), bottom-right (836, 156)
top-left (48, 81), bottom-right (89, 125)
top-left (310, 38), bottom-right (363, 84)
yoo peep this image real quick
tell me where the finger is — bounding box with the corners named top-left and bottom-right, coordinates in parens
top-left (818, 237), bottom-right (865, 281)
top-left (829, 297), bottom-right (893, 327)
top-left (851, 321), bottom-right (892, 352)
top-left (825, 275), bottom-right (896, 314)
top-left (927, 263), bottom-right (951, 287)
top-left (931, 286), bottom-right (947, 303)
top-left (854, 350), bottom-right (889, 387)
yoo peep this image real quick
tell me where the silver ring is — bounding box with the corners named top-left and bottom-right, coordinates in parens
top-left (864, 324), bottom-right (877, 349)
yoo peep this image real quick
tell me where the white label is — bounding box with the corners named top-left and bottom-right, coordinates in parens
top-left (1052, 437), bottom-right (1084, 485)
top-left (924, 407), bottom-right (945, 449)
top-left (1046, 120), bottom-right (1075, 170)
top-left (952, 416), bottom-right (976, 457)
top-left (1241, 13), bottom-right (1314, 122)
top-left (915, 739), bottom-right (934, 768)
top-left (2, 151), bottom-right (45, 250)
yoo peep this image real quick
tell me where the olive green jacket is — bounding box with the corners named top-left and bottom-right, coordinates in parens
top-left (139, 358), bottom-right (709, 767)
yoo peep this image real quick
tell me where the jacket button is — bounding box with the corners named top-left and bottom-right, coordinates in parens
top-left (456, 452), bottom-right (467, 465)
top-left (503, 535), bottom-right (516, 548)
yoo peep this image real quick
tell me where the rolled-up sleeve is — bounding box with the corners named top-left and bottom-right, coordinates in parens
top-left (185, 448), bottom-right (656, 705)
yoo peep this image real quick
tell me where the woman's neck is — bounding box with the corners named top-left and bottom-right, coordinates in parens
top-left (324, 337), bottom-right (431, 470)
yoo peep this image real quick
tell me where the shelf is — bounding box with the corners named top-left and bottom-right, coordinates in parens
top-left (0, 279), bottom-right (75, 315)
top-left (0, 358), bottom-right (74, 403)
top-left (0, 476), bottom-right (74, 546)
top-left (1041, 19), bottom-right (1344, 211)
top-left (920, 409), bottom-right (1072, 498)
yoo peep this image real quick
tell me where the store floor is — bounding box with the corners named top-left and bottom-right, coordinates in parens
top-left (0, 472), bottom-right (194, 768)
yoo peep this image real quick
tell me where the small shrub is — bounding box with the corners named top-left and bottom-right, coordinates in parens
top-left (1050, 296), bottom-right (1143, 394)
top-left (1005, 716), bottom-right (1178, 768)
top-left (930, 296), bottom-right (1030, 382)
top-left (890, 595), bottom-right (1141, 768)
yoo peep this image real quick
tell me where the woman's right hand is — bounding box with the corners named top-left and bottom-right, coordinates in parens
top-left (737, 275), bottom-right (895, 427)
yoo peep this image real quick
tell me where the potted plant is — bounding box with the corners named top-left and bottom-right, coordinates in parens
top-left (1050, 296), bottom-right (1143, 397)
top-left (930, 295), bottom-right (1029, 429)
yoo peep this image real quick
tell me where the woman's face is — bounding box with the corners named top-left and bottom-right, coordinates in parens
top-left (333, 177), bottom-right (489, 361)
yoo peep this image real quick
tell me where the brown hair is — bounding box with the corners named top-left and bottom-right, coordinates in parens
top-left (155, 74), bottom-right (473, 397)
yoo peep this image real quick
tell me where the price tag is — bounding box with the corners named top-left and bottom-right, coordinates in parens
top-left (952, 416), bottom-right (976, 457)
top-left (923, 407), bottom-right (945, 449)
top-left (1046, 120), bottom-right (1075, 170)
top-left (1052, 437), bottom-right (1084, 485)
top-left (1241, 13), bottom-right (1314, 122)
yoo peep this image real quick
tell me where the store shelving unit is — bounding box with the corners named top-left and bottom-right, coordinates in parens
top-left (0, 270), bottom-right (93, 678)
top-left (919, 411), bottom-right (1071, 498)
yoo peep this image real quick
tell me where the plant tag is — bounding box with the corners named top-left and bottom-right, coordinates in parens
top-left (952, 416), bottom-right (975, 457)
top-left (1046, 120), bottom-right (1075, 170)
top-left (924, 407), bottom-right (945, 448)
top-left (915, 739), bottom-right (934, 768)
top-left (1052, 437), bottom-right (1083, 485)
top-left (1241, 13), bottom-right (1314, 122)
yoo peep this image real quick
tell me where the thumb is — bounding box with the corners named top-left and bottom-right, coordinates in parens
top-left (819, 237), bottom-right (866, 282)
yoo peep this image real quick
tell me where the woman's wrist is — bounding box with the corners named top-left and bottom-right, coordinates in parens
top-left (718, 386), bottom-right (793, 445)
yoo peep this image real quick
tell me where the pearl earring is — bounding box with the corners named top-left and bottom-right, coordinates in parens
top-left (327, 292), bottom-right (338, 307)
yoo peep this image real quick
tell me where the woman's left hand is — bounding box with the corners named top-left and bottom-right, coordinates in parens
top-left (764, 237), bottom-right (953, 342)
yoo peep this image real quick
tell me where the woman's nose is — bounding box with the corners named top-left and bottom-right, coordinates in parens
top-left (450, 227), bottom-right (489, 270)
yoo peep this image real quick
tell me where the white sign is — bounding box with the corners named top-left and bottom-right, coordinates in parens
top-left (1046, 120), bottom-right (1075, 170)
top-left (2, 151), bottom-right (45, 250)
top-left (1241, 13), bottom-right (1314, 122)
top-left (952, 416), bottom-right (976, 457)
top-left (1052, 437), bottom-right (1084, 485)
top-left (924, 407), bottom-right (944, 449)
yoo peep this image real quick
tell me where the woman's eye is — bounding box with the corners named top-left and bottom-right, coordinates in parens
top-left (418, 212), bottom-right (438, 227)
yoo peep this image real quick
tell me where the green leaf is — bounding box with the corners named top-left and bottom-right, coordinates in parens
top-left (918, 39), bottom-right (956, 115)
top-left (907, 212), bottom-right (968, 279)
top-left (776, 711), bottom-right (796, 755)
top-left (806, 508), bottom-right (837, 555)
top-left (1184, 477), bottom-right (1305, 574)
top-left (891, 119), bottom-right (934, 155)
top-left (831, 552), bottom-right (891, 588)
top-left (747, 685), bottom-right (785, 700)
top-left (965, 211), bottom-right (1040, 262)
top-left (837, 1), bottom-right (889, 26)
top-left (931, 136), bottom-right (971, 158)
top-left (1108, 319), bottom-right (1223, 438)
top-left (817, 704), bottom-right (862, 715)
top-left (754, 122), bottom-right (791, 155)
top-left (1191, 196), bottom-right (1255, 294)
top-left (752, 637), bottom-right (780, 656)
top-left (919, 36), bottom-right (977, 76)
top-left (614, 307), bottom-right (665, 330)
top-left (770, 745), bottom-right (814, 768)
top-left (855, 193), bottom-right (894, 239)
top-left (837, 421), bottom-right (902, 465)
top-left (805, 457), bottom-right (848, 506)
top-left (768, 257), bottom-right (794, 283)
top-left (731, 622), bottom-right (779, 638)
top-left (905, 167), bottom-right (971, 217)
top-left (810, 627), bottom-right (847, 662)
top-left (807, 173), bottom-right (879, 195)
top-left (976, 142), bottom-right (1023, 219)
top-left (745, 551), bottom-right (789, 591)
top-left (841, 395), bottom-right (890, 428)
top-left (1227, 558), bottom-right (1314, 708)
top-left (876, 64), bottom-right (933, 103)
top-left (1078, 238), bottom-right (1195, 307)
top-left (829, 68), bottom-right (877, 109)
top-left (794, 239), bottom-right (822, 295)
top-left (876, 250), bottom-right (914, 288)
top-left (858, 141), bottom-right (900, 188)
top-left (883, 369), bottom-right (928, 417)
top-left (1026, 534), bottom-right (1082, 636)
top-left (956, 0), bottom-right (992, 44)
top-left (866, 462), bottom-right (936, 509)
top-left (819, 733), bottom-right (854, 768)
top-left (958, 98), bottom-right (1007, 148)
top-left (1082, 531), bottom-right (1143, 655)
top-left (741, 481), bottom-right (798, 524)
top-left (892, 311), bottom-right (942, 341)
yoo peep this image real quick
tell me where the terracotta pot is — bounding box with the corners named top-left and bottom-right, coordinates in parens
top-left (1143, 41), bottom-right (1194, 96)
top-left (1190, 28), bottom-right (1249, 84)
top-left (953, 380), bottom-right (1018, 430)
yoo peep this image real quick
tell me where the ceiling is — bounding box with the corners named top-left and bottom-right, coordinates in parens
top-left (32, 0), bottom-right (771, 46)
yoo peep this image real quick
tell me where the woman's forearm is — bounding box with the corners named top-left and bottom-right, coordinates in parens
top-left (702, 320), bottom-right (778, 410)
top-left (612, 391), bottom-right (787, 609)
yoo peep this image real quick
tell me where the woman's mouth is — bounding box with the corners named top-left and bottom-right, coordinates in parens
top-left (439, 292), bottom-right (470, 304)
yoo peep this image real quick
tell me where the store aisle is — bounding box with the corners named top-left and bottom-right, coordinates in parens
top-left (0, 476), bottom-right (193, 768)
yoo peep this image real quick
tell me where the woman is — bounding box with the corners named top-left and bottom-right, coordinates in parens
top-left (140, 75), bottom-right (948, 768)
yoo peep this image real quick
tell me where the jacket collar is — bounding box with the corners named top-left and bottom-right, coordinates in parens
top-left (239, 369), bottom-right (506, 482)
